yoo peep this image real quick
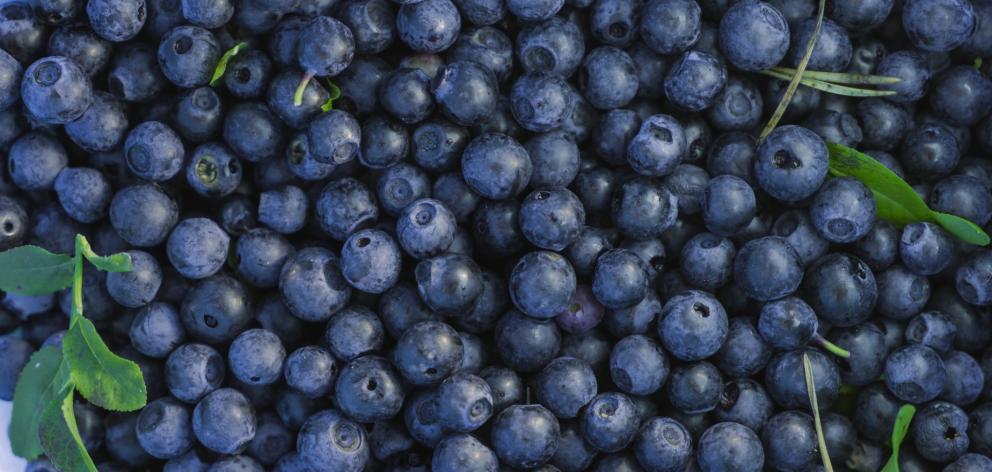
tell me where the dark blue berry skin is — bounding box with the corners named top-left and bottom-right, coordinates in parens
top-left (658, 290), bottom-right (728, 361)
top-left (718, 0), bottom-right (790, 71)
top-left (901, 123), bottom-right (961, 179)
top-left (520, 187), bottom-right (585, 251)
top-left (229, 328), bottom-right (286, 386)
top-left (192, 388), bottom-right (256, 454)
top-left (0, 336), bottom-right (31, 401)
top-left (8, 132), bottom-right (66, 192)
top-left (875, 49), bottom-right (930, 103)
top-left (506, 0), bottom-right (561, 21)
top-left (434, 372), bottom-right (494, 432)
top-left (135, 397), bottom-right (193, 460)
top-left (510, 72), bottom-right (575, 132)
top-left (461, 133), bottom-right (532, 200)
top-left (247, 412), bottom-right (292, 466)
top-left (611, 177), bottom-right (679, 240)
top-left (335, 355), bottom-right (405, 423)
top-left (378, 67), bottom-right (434, 125)
top-left (429, 174), bottom-right (477, 225)
top-left (765, 349), bottom-right (840, 410)
top-left (827, 322), bottom-right (887, 386)
top-left (106, 43), bottom-right (167, 103)
top-left (762, 411), bottom-right (817, 472)
top-left (609, 335), bottom-right (669, 396)
top-left (332, 56), bottom-right (387, 116)
top-left (715, 317), bottom-right (772, 379)
top-left (403, 389), bottom-right (445, 447)
top-left (701, 175), bottom-right (756, 238)
top-left (279, 247), bottom-right (351, 323)
top-left (223, 102), bottom-right (286, 163)
top-left (232, 228), bottom-right (293, 290)
top-left (566, 226), bottom-right (614, 279)
top-left (855, 99), bottom-right (911, 152)
top-left (448, 26), bottom-right (512, 85)
top-left (53, 167), bottom-right (112, 224)
top-left (337, 0), bottom-right (395, 55)
top-left (258, 185), bottom-right (308, 235)
top-left (516, 17), bottom-right (585, 78)
top-left (902, 0), bottom-right (976, 52)
top-left (110, 183), bottom-right (179, 247)
top-left (900, 222), bottom-right (954, 276)
top-left (379, 282), bottom-right (439, 340)
top-left (930, 286), bottom-right (992, 353)
top-left (416, 253), bottom-right (483, 314)
top-left (579, 392), bottom-right (638, 453)
top-left (284, 345), bottom-right (337, 399)
top-left (166, 218), bottom-right (230, 280)
top-left (534, 356), bottom-right (597, 419)
top-left (157, 26), bottom-right (219, 88)
top-left (341, 228), bottom-right (401, 294)
top-left (86, 0), bottom-right (146, 42)
top-left (308, 109), bottom-right (360, 165)
top-left (757, 296), bottom-right (817, 351)
top-left (626, 114), bottom-right (686, 177)
top-left (433, 60), bottom-right (498, 126)
top-left (393, 321), bottom-right (463, 386)
top-left (316, 178), bottom-right (378, 241)
top-left (433, 433), bottom-right (498, 472)
top-left (667, 361), bottom-right (724, 414)
top-left (180, 0), bottom-right (232, 29)
top-left (124, 121), bottom-right (184, 182)
top-left (21, 56), bottom-right (92, 124)
top-left (550, 419), bottom-right (596, 471)
top-left (931, 175), bottom-right (992, 227)
top-left (629, 44), bottom-right (668, 100)
top-left (911, 401), bottom-right (970, 463)
top-left (46, 24), bottom-right (111, 78)
top-left (640, 0), bottom-right (700, 54)
top-left (875, 265), bottom-right (930, 321)
top-left (129, 301), bottom-right (185, 359)
top-left (787, 17), bottom-right (852, 72)
top-left (884, 343), bottom-right (947, 404)
top-left (803, 109), bottom-right (863, 148)
top-left (804, 253), bottom-right (877, 327)
top-left (297, 409), bottom-right (370, 472)
top-left (771, 210), bottom-right (829, 268)
top-left (491, 404), bottom-right (560, 469)
top-left (956, 249), bottom-right (992, 306)
top-left (453, 0), bottom-right (505, 25)
top-left (940, 350), bottom-right (983, 406)
top-left (713, 378), bottom-right (774, 433)
top-left (680, 233), bottom-right (733, 290)
top-left (810, 177), bottom-right (877, 243)
top-left (105, 250), bottom-right (162, 309)
top-left (754, 125), bottom-right (829, 202)
top-left (359, 115), bottom-right (409, 169)
top-left (267, 70), bottom-right (329, 130)
top-left (495, 309), bottom-right (562, 373)
top-left (297, 16), bottom-right (355, 79)
top-left (65, 90), bottom-right (128, 152)
top-left (187, 142), bottom-right (242, 197)
top-left (165, 343), bottom-right (225, 403)
top-left (579, 46), bottom-right (638, 110)
top-left (733, 236), bottom-right (803, 302)
top-left (697, 422), bottom-right (764, 472)
top-left (396, 198), bottom-right (456, 259)
top-left (412, 120), bottom-right (468, 174)
top-left (592, 248), bottom-right (648, 310)
top-left (946, 453), bottom-right (992, 472)
top-left (324, 305), bottom-right (384, 361)
top-left (664, 50), bottom-right (727, 112)
top-left (906, 310), bottom-right (957, 354)
top-left (588, 0), bottom-right (640, 47)
top-left (223, 49), bottom-right (271, 99)
top-left (526, 130), bottom-right (580, 188)
top-left (632, 417), bottom-right (691, 471)
top-left (853, 219), bottom-right (900, 273)
top-left (706, 76), bottom-right (764, 132)
top-left (510, 251), bottom-right (577, 319)
top-left (397, 0), bottom-right (461, 53)
top-left (931, 65), bottom-right (992, 128)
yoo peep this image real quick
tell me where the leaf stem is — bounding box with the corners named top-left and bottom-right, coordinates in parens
top-left (320, 79), bottom-right (342, 112)
top-left (758, 0), bottom-right (826, 142)
top-left (71, 235), bottom-right (85, 324)
top-left (294, 71), bottom-right (316, 107)
top-left (803, 353), bottom-right (834, 472)
top-left (812, 333), bottom-right (851, 358)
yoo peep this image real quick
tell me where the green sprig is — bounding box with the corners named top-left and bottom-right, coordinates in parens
top-left (881, 404), bottom-right (917, 472)
top-left (803, 353), bottom-right (834, 472)
top-left (758, 68), bottom-right (897, 97)
top-left (4, 235), bottom-right (146, 472)
top-left (812, 333), bottom-right (851, 358)
top-left (321, 79), bottom-right (342, 112)
top-left (210, 42), bottom-right (249, 87)
top-left (828, 143), bottom-right (991, 246)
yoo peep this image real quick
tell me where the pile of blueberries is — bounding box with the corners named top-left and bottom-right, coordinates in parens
top-left (5, 0), bottom-right (992, 470)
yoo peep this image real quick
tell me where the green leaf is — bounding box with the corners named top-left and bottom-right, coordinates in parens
top-left (759, 0), bottom-right (825, 141)
top-left (759, 69), bottom-right (897, 97)
top-left (803, 353), bottom-right (834, 472)
top-left (770, 67), bottom-right (901, 85)
top-left (78, 236), bottom-right (131, 273)
top-left (320, 79), bottom-right (343, 112)
top-left (827, 143), bottom-right (991, 246)
top-left (0, 245), bottom-right (74, 295)
top-left (9, 347), bottom-right (69, 459)
top-left (64, 317), bottom-right (146, 411)
top-left (881, 404), bottom-right (917, 472)
top-left (210, 42), bottom-right (248, 86)
top-left (39, 387), bottom-right (97, 472)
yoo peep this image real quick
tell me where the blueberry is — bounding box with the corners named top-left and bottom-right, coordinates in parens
top-left (803, 253), bottom-right (877, 327)
top-left (940, 350), bottom-right (984, 406)
top-left (165, 343), bottom-right (225, 403)
top-left (626, 114), bottom-right (686, 177)
top-left (433, 60), bottom-right (498, 126)
top-left (526, 130), bottom-right (580, 188)
top-left (297, 410), bottom-right (370, 472)
top-left (490, 404), bottom-right (560, 469)
top-left (609, 335), bottom-right (669, 396)
top-left (267, 70), bottom-right (331, 130)
top-left (611, 177), bottom-right (679, 240)
top-left (166, 218), bottom-right (230, 280)
top-left (284, 345), bottom-right (337, 399)
top-left (911, 401), bottom-right (970, 463)
top-left (223, 102), bottom-right (286, 163)
top-left (110, 183), bottom-right (179, 247)
top-left (901, 123), bottom-right (961, 179)
top-left (765, 349), bottom-right (840, 410)
top-left (718, 0), bottom-right (790, 71)
top-left (810, 177), bottom-right (877, 243)
top-left (135, 397), bottom-right (193, 459)
top-left (876, 49), bottom-right (931, 102)
top-left (706, 76), bottom-right (764, 132)
top-left (393, 320), bottom-right (463, 386)
top-left (223, 49), bottom-right (271, 99)
top-left (192, 388), bottom-right (256, 454)
top-left (762, 410), bottom-right (817, 471)
top-left (411, 120), bottom-right (469, 174)
top-left (906, 310), bottom-right (957, 354)
top-left (129, 301), bottom-right (185, 358)
top-left (316, 178), bottom-right (377, 241)
top-left (903, 0), bottom-right (977, 52)
top-left (931, 175), bottom-right (992, 228)
top-left (787, 17), bottom-right (852, 72)
top-left (323, 305), bottom-right (384, 361)
top-left (228, 328), bottom-right (285, 386)
top-left (828, 322), bottom-right (887, 386)
top-left (453, 0), bottom-right (505, 26)
top-left (308, 109), bottom-right (360, 164)
top-left (658, 290), bottom-right (728, 361)
top-left (884, 343), bottom-right (947, 403)
top-left (757, 296), bottom-right (817, 351)
top-left (434, 371), bottom-right (494, 432)
top-left (771, 210), bottom-right (829, 268)
top-left (181, 0), bottom-right (232, 29)
top-left (432, 433), bottom-right (498, 472)
top-left (338, 0), bottom-right (395, 55)
top-left (0, 336), bottom-right (31, 401)
top-left (733, 236), bottom-right (804, 302)
top-left (666, 361), bottom-right (724, 414)
top-left (510, 72), bottom-right (575, 132)
top-left (631, 417), bottom-right (691, 471)
top-left (579, 46), bottom-right (638, 110)
top-left (415, 253), bottom-right (484, 314)
top-left (234, 228), bottom-right (294, 289)
top-left (754, 125), bottom-right (829, 202)
top-left (900, 222), bottom-right (954, 276)
top-left (664, 50), bottom-right (727, 112)
top-left (335, 355), bottom-right (405, 422)
top-left (640, 0), bottom-right (701, 54)
top-left (157, 26), bottom-right (220, 88)
top-left (21, 56), bottom-right (92, 124)
top-left (396, 0), bottom-right (461, 53)
top-left (461, 132), bottom-right (532, 200)
top-left (64, 90), bottom-right (128, 152)
top-left (340, 228), bottom-right (402, 294)
top-left (258, 185), bottom-right (308, 235)
top-left (495, 309), bottom-right (561, 373)
top-left (279, 247), bottom-right (351, 323)
top-left (701, 175), bottom-right (756, 237)
top-left (713, 378), bottom-right (774, 433)
top-left (852, 219), bottom-right (901, 272)
top-left (106, 43), bottom-right (167, 103)
top-left (86, 0), bottom-right (146, 42)
top-left (105, 250), bottom-right (161, 308)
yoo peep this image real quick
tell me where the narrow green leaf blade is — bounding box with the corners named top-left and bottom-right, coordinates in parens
top-left (320, 79), bottom-right (342, 112)
top-left (64, 318), bottom-right (146, 411)
top-left (803, 353), bottom-right (834, 472)
top-left (770, 67), bottom-right (902, 85)
top-left (9, 346), bottom-right (68, 459)
top-left (78, 235), bottom-right (131, 272)
top-left (827, 143), bottom-right (933, 221)
top-left (933, 212), bottom-right (991, 246)
top-left (210, 42), bottom-right (248, 86)
top-left (0, 245), bottom-right (74, 295)
top-left (39, 387), bottom-right (98, 472)
top-left (881, 404), bottom-right (917, 472)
